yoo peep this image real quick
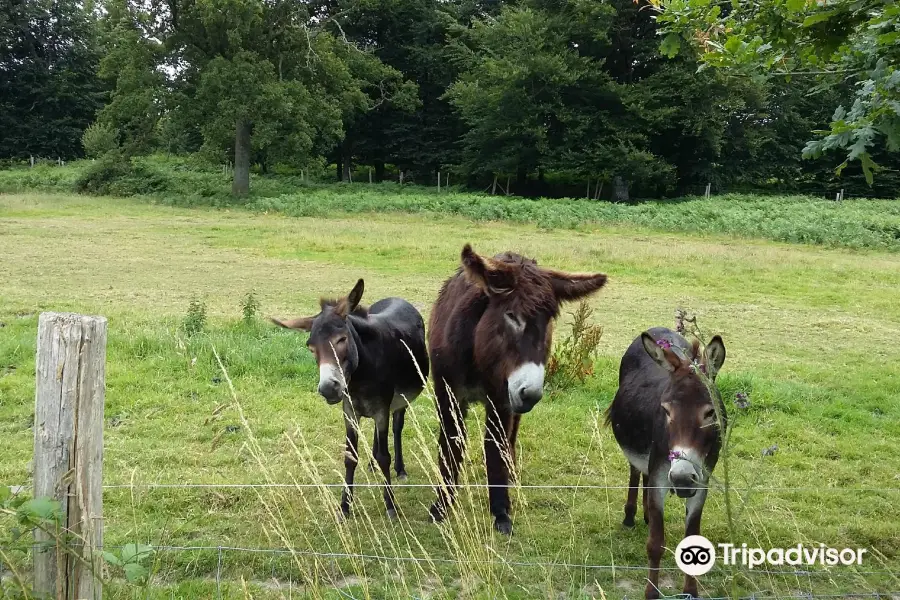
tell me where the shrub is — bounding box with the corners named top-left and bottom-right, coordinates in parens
top-left (547, 300), bottom-right (604, 391)
top-left (75, 152), bottom-right (170, 196)
top-left (182, 297), bottom-right (207, 336)
top-left (241, 291), bottom-right (260, 324)
top-left (81, 122), bottom-right (119, 158)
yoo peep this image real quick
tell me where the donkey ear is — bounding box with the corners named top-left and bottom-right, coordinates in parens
top-left (347, 279), bottom-right (364, 312)
top-left (461, 244), bottom-right (516, 295)
top-left (703, 335), bottom-right (726, 377)
top-left (641, 332), bottom-right (682, 373)
top-left (270, 316), bottom-right (314, 331)
top-left (545, 270), bottom-right (608, 303)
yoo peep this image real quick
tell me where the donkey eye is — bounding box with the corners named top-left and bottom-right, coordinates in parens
top-left (704, 408), bottom-right (716, 421)
top-left (335, 336), bottom-right (347, 345)
top-left (505, 312), bottom-right (523, 329)
top-left (662, 405), bottom-right (671, 418)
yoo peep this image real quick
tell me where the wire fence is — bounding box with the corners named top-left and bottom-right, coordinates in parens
top-left (98, 482), bottom-right (900, 492)
top-left (4, 479), bottom-right (899, 598)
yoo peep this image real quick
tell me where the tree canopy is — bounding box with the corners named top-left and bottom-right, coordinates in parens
top-left (1, 0), bottom-right (896, 196)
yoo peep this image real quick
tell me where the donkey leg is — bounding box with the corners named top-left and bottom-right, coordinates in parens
top-left (369, 428), bottom-right (378, 473)
top-left (429, 383), bottom-right (467, 523)
top-left (340, 411), bottom-right (361, 519)
top-left (393, 407), bottom-right (407, 480)
top-left (374, 409), bottom-right (397, 519)
top-left (644, 471), bottom-right (667, 600)
top-left (642, 473), bottom-right (650, 524)
top-left (623, 465), bottom-right (640, 528)
top-left (506, 413), bottom-right (521, 483)
top-left (484, 401), bottom-right (514, 535)
top-left (682, 489), bottom-right (708, 598)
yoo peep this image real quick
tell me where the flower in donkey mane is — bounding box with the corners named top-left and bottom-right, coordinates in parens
top-left (735, 392), bottom-right (750, 409)
top-left (668, 450), bottom-right (682, 461)
top-left (689, 360), bottom-right (707, 375)
top-left (656, 338), bottom-right (673, 350)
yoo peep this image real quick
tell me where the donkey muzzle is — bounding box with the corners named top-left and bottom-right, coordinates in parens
top-left (508, 362), bottom-right (545, 414)
top-left (318, 364), bottom-right (346, 405)
top-left (668, 457), bottom-right (701, 498)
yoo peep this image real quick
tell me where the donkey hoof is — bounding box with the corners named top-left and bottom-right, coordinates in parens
top-left (622, 516), bottom-right (635, 529)
top-left (338, 507), bottom-right (351, 522)
top-left (386, 508), bottom-right (398, 520)
top-left (396, 471), bottom-right (408, 482)
top-left (493, 515), bottom-right (513, 536)
top-left (428, 502), bottom-right (447, 524)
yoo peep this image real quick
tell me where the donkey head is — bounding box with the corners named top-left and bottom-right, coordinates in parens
top-left (641, 332), bottom-right (726, 498)
top-left (271, 279), bottom-right (366, 405)
top-left (460, 244), bottom-right (607, 414)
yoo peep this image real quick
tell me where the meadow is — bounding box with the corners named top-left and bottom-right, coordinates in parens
top-left (1, 191), bottom-right (900, 599)
top-left (1, 158), bottom-right (899, 251)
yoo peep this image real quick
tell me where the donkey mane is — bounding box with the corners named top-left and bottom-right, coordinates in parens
top-left (319, 297), bottom-right (369, 318)
top-left (455, 251), bottom-right (560, 318)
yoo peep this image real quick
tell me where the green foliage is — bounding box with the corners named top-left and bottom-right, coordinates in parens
top-left (241, 291), bottom-right (261, 324)
top-left (102, 543), bottom-right (155, 584)
top-left (652, 0), bottom-right (900, 183)
top-left (74, 152), bottom-right (169, 196)
top-left (547, 300), bottom-right (604, 391)
top-left (0, 0), bottom-right (105, 160)
top-left (1, 490), bottom-right (64, 598)
top-left (82, 122), bottom-right (120, 158)
top-left (183, 297), bottom-right (208, 336)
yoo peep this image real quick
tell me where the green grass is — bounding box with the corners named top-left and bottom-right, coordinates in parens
top-left (1, 156), bottom-right (899, 251)
top-left (1, 192), bottom-right (900, 598)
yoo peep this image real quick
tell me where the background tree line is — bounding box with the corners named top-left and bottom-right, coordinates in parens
top-left (1, 0), bottom-right (897, 198)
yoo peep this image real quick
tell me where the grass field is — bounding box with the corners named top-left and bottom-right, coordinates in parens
top-left (1, 192), bottom-right (900, 599)
top-left (2, 158), bottom-right (900, 252)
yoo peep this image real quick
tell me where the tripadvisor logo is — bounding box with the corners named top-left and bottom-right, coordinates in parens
top-left (674, 536), bottom-right (868, 576)
top-left (675, 535), bottom-right (716, 576)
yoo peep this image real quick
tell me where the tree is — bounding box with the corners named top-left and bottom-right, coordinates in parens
top-left (99, 0), bottom-right (407, 194)
top-left (0, 0), bottom-right (105, 160)
top-left (650, 0), bottom-right (899, 184)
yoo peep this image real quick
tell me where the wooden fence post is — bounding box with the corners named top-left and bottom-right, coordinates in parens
top-left (437, 171), bottom-right (441, 192)
top-left (34, 312), bottom-right (107, 600)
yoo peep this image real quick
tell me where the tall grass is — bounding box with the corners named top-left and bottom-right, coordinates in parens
top-left (1, 156), bottom-right (898, 251)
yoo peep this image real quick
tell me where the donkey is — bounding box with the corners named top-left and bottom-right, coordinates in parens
top-left (271, 279), bottom-right (429, 519)
top-left (606, 327), bottom-right (726, 599)
top-left (428, 244), bottom-right (608, 535)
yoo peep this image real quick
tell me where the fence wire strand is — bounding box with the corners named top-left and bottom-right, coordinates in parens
top-left (98, 482), bottom-right (900, 492)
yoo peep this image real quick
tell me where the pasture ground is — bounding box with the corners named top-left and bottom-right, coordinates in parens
top-left (1, 192), bottom-right (899, 599)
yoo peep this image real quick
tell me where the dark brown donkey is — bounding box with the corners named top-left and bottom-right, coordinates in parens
top-left (272, 279), bottom-right (429, 519)
top-left (606, 327), bottom-right (726, 599)
top-left (428, 244), bottom-right (607, 534)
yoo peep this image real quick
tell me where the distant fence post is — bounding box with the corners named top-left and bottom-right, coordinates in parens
top-left (34, 312), bottom-right (107, 600)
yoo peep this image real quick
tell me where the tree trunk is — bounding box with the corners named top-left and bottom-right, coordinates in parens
top-left (232, 120), bottom-right (251, 196)
top-left (336, 155), bottom-right (343, 182)
top-left (612, 175), bottom-right (629, 203)
top-left (341, 143), bottom-right (352, 182)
